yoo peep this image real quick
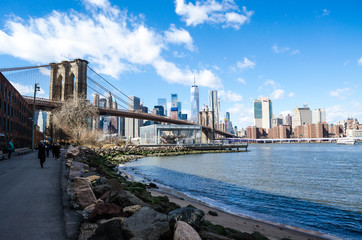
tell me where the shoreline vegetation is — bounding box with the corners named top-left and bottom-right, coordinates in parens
top-left (65, 145), bottom-right (339, 240)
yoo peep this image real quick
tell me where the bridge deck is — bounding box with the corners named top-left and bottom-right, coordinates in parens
top-left (25, 97), bottom-right (238, 138)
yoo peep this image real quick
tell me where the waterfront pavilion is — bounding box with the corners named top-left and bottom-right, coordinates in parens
top-left (140, 124), bottom-right (202, 145)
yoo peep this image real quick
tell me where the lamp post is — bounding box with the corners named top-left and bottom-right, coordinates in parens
top-left (32, 83), bottom-right (40, 151)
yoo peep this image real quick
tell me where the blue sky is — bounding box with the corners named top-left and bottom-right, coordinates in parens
top-left (0, 0), bottom-right (361, 129)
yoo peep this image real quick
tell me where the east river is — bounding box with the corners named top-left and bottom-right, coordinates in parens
top-left (121, 143), bottom-right (362, 239)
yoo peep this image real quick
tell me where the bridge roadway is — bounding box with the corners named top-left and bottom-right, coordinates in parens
top-left (24, 97), bottom-right (237, 138)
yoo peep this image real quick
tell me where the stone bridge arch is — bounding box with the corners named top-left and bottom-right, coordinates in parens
top-left (49, 59), bottom-right (88, 101)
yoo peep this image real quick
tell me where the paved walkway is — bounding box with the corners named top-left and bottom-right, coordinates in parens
top-left (0, 151), bottom-right (66, 240)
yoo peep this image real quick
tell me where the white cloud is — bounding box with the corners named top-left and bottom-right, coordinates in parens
top-left (153, 59), bottom-right (222, 88)
top-left (325, 104), bottom-right (362, 124)
top-left (322, 9), bottom-right (331, 16)
top-left (164, 24), bottom-right (195, 51)
top-left (279, 110), bottom-right (292, 117)
top-left (288, 92), bottom-right (295, 97)
top-left (271, 88), bottom-right (284, 100)
top-left (219, 90), bottom-right (243, 102)
top-left (226, 103), bottom-right (254, 128)
top-left (329, 88), bottom-right (352, 99)
top-left (291, 49), bottom-right (301, 55)
top-left (272, 44), bottom-right (300, 55)
top-left (0, 0), bottom-right (221, 88)
top-left (237, 77), bottom-right (246, 84)
top-left (272, 44), bottom-right (290, 54)
top-left (10, 81), bottom-right (46, 97)
top-left (358, 57), bottom-right (362, 66)
top-left (263, 79), bottom-right (276, 86)
top-left (236, 57), bottom-right (255, 70)
top-left (39, 67), bottom-right (50, 76)
top-left (175, 0), bottom-right (253, 29)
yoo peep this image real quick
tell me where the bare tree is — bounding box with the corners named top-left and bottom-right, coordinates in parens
top-left (52, 97), bottom-right (100, 145)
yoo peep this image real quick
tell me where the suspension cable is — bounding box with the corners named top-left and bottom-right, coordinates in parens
top-left (0, 64), bottom-right (51, 72)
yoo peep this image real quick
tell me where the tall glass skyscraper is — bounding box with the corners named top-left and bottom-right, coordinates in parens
top-left (209, 90), bottom-right (220, 124)
top-left (171, 94), bottom-right (178, 108)
top-left (177, 101), bottom-right (182, 119)
top-left (157, 98), bottom-right (167, 116)
top-left (190, 82), bottom-right (199, 123)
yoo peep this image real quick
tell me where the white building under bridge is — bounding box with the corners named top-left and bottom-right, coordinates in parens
top-left (140, 124), bottom-right (202, 145)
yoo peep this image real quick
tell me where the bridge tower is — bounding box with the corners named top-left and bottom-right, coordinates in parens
top-left (199, 109), bottom-right (215, 142)
top-left (49, 59), bottom-right (88, 101)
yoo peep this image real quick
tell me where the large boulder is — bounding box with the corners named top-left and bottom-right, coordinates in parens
top-left (90, 218), bottom-right (126, 240)
top-left (73, 177), bottom-right (92, 189)
top-left (69, 161), bottom-right (87, 180)
top-left (174, 221), bottom-right (202, 240)
top-left (66, 146), bottom-right (80, 157)
top-left (106, 190), bottom-right (147, 209)
top-left (87, 175), bottom-right (101, 183)
top-left (107, 178), bottom-right (124, 192)
top-left (198, 230), bottom-right (231, 240)
top-left (92, 184), bottom-right (112, 198)
top-left (88, 202), bottom-right (124, 223)
top-left (168, 207), bottom-right (205, 231)
top-left (123, 205), bottom-right (142, 217)
top-left (74, 186), bottom-right (97, 209)
top-left (122, 206), bottom-right (171, 240)
top-left (78, 222), bottom-right (99, 240)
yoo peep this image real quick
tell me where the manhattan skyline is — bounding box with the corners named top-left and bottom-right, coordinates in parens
top-left (0, 0), bottom-right (361, 129)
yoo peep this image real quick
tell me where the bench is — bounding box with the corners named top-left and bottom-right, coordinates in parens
top-left (0, 150), bottom-right (8, 160)
top-left (15, 148), bottom-right (32, 156)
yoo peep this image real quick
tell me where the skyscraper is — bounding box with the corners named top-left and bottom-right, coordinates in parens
top-left (285, 114), bottom-right (292, 126)
top-left (292, 105), bottom-right (312, 129)
top-left (171, 94), bottom-right (178, 108)
top-left (157, 98), bottom-right (167, 116)
top-left (177, 100), bottom-right (182, 119)
top-left (209, 90), bottom-right (220, 124)
top-left (253, 97), bottom-right (272, 129)
top-left (125, 96), bottom-right (142, 138)
top-left (190, 80), bottom-right (199, 123)
top-left (170, 94), bottom-right (178, 120)
top-left (225, 112), bottom-right (234, 133)
top-left (314, 108), bottom-right (326, 123)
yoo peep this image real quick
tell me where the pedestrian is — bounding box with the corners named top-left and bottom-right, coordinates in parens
top-left (45, 142), bottom-right (50, 157)
top-left (51, 142), bottom-right (55, 158)
top-left (38, 140), bottom-right (46, 168)
top-left (54, 142), bottom-right (61, 159)
top-left (7, 139), bottom-right (14, 159)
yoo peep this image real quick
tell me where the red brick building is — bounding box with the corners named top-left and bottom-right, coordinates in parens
top-left (269, 125), bottom-right (292, 139)
top-left (246, 126), bottom-right (266, 139)
top-left (293, 123), bottom-right (329, 138)
top-left (329, 124), bottom-right (344, 138)
top-left (0, 73), bottom-right (33, 150)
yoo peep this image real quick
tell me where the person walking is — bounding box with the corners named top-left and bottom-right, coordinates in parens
top-left (53, 142), bottom-right (61, 160)
top-left (51, 143), bottom-right (55, 158)
top-left (38, 140), bottom-right (46, 168)
top-left (7, 139), bottom-right (14, 159)
top-left (45, 142), bottom-right (50, 158)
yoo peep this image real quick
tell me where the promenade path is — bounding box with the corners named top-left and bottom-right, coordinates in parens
top-left (0, 151), bottom-right (66, 240)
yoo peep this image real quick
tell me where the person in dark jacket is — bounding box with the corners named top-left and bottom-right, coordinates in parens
top-left (7, 139), bottom-right (14, 158)
top-left (38, 140), bottom-right (46, 168)
top-left (53, 142), bottom-right (61, 160)
top-left (45, 142), bottom-right (50, 157)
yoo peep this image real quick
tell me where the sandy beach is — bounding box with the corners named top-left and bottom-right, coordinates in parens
top-left (149, 188), bottom-right (340, 240)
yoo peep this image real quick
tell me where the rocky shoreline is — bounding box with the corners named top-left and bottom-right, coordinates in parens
top-left (64, 145), bottom-right (271, 240)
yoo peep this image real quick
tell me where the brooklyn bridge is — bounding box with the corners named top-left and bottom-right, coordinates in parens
top-left (0, 59), bottom-right (237, 140)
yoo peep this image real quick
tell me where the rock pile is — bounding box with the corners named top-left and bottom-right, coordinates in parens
top-left (64, 146), bottom-right (267, 240)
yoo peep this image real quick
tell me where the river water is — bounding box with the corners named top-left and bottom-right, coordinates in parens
top-left (120, 143), bottom-right (362, 239)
